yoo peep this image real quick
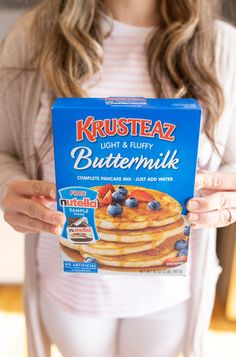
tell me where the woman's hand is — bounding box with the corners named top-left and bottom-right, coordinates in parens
top-left (1, 180), bottom-right (66, 234)
top-left (187, 172), bottom-right (236, 228)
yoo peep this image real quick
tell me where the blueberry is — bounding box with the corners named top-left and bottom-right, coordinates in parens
top-left (125, 197), bottom-right (139, 208)
top-left (178, 248), bottom-right (188, 257)
top-left (112, 191), bottom-right (125, 203)
top-left (118, 186), bottom-right (128, 196)
top-left (184, 226), bottom-right (190, 236)
top-left (147, 200), bottom-right (161, 211)
top-left (175, 239), bottom-right (188, 251)
top-left (107, 203), bottom-right (123, 216)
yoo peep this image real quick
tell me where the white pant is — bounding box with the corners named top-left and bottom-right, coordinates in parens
top-left (40, 292), bottom-right (189, 357)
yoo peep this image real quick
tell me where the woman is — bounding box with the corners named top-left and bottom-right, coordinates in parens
top-left (0, 0), bottom-right (236, 356)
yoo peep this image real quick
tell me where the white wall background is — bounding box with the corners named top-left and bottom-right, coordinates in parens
top-left (0, 7), bottom-right (25, 283)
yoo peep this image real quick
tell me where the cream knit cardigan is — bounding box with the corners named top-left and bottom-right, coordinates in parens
top-left (0, 11), bottom-right (236, 357)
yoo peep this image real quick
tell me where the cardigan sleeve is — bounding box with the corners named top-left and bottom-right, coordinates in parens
top-left (217, 21), bottom-right (236, 173)
top-left (219, 112), bottom-right (236, 173)
top-left (0, 13), bottom-right (33, 202)
top-left (219, 67), bottom-right (236, 172)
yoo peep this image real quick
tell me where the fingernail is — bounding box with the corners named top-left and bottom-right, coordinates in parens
top-left (52, 215), bottom-right (62, 224)
top-left (188, 200), bottom-right (200, 210)
top-left (52, 214), bottom-right (65, 224)
top-left (54, 226), bottom-right (62, 236)
top-left (50, 189), bottom-right (56, 200)
top-left (189, 213), bottom-right (199, 222)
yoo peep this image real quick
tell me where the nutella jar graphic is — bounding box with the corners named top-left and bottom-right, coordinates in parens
top-left (67, 217), bottom-right (96, 244)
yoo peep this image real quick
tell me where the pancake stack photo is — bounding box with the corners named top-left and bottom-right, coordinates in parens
top-left (60, 185), bottom-right (189, 272)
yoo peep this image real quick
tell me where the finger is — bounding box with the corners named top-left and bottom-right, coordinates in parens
top-left (5, 195), bottom-right (65, 225)
top-left (195, 173), bottom-right (236, 191)
top-left (10, 225), bottom-right (31, 234)
top-left (197, 169), bottom-right (210, 174)
top-left (189, 223), bottom-right (199, 230)
top-left (32, 195), bottom-right (55, 208)
top-left (187, 192), bottom-right (236, 212)
top-left (10, 180), bottom-right (56, 199)
top-left (5, 212), bottom-right (62, 235)
top-left (197, 188), bottom-right (214, 197)
top-left (187, 208), bottom-right (236, 228)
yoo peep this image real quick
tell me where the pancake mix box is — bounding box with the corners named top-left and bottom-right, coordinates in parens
top-left (52, 97), bottom-right (202, 275)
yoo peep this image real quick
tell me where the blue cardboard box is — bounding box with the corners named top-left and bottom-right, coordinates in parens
top-left (52, 97), bottom-right (202, 275)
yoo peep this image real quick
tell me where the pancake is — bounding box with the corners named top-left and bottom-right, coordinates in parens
top-left (61, 231), bottom-right (181, 257)
top-left (60, 244), bottom-right (184, 273)
top-left (93, 185), bottom-right (182, 230)
top-left (60, 218), bottom-right (184, 255)
top-left (79, 234), bottom-right (184, 268)
top-left (98, 217), bottom-right (184, 243)
top-left (72, 220), bottom-right (184, 256)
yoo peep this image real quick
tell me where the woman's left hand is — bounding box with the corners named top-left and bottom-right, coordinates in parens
top-left (187, 172), bottom-right (236, 228)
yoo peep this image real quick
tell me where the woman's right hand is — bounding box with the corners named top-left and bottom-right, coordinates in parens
top-left (1, 180), bottom-right (66, 235)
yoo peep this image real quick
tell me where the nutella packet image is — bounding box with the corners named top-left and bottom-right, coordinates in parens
top-left (52, 97), bottom-right (202, 275)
